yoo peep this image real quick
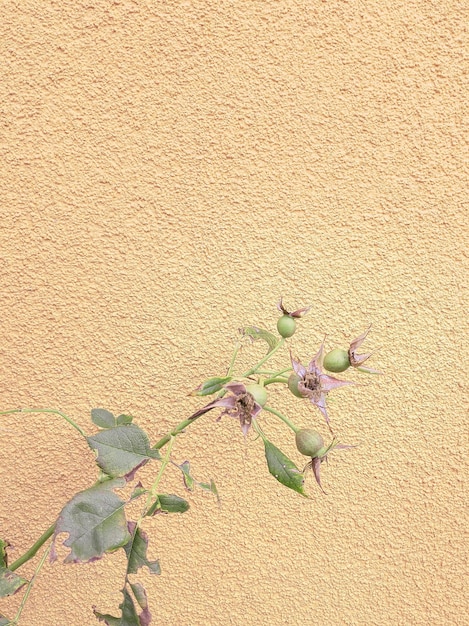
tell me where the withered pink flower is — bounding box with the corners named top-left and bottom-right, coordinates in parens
top-left (291, 340), bottom-right (354, 428)
top-left (277, 297), bottom-right (311, 318)
top-left (348, 326), bottom-right (382, 374)
top-left (189, 382), bottom-right (262, 436)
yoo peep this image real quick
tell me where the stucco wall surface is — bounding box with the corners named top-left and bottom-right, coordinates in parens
top-left (0, 1), bottom-right (467, 625)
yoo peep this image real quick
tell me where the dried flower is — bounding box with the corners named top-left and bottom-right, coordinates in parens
top-left (290, 340), bottom-right (354, 428)
top-left (277, 297), bottom-right (311, 318)
top-left (189, 382), bottom-right (262, 436)
top-left (348, 326), bottom-right (382, 374)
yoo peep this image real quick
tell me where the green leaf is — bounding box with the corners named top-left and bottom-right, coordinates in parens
top-left (117, 414), bottom-right (134, 425)
top-left (123, 523), bottom-right (160, 575)
top-left (94, 587), bottom-right (151, 626)
top-left (0, 567), bottom-right (28, 598)
top-left (54, 479), bottom-right (131, 563)
top-left (129, 582), bottom-right (150, 616)
top-left (157, 494), bottom-right (190, 513)
top-left (87, 425), bottom-right (161, 479)
top-left (240, 326), bottom-right (279, 353)
top-left (146, 494), bottom-right (189, 516)
top-left (177, 461), bottom-right (195, 491)
top-left (263, 439), bottom-right (307, 497)
top-left (0, 540), bottom-right (8, 568)
top-left (91, 408), bottom-right (117, 429)
top-left (199, 479), bottom-right (220, 503)
top-left (176, 462), bottom-right (218, 501)
top-left (190, 376), bottom-right (232, 396)
top-left (94, 610), bottom-right (121, 626)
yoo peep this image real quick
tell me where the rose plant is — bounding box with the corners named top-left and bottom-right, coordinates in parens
top-left (0, 300), bottom-right (381, 625)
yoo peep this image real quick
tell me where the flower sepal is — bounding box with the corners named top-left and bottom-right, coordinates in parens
top-left (301, 436), bottom-right (355, 493)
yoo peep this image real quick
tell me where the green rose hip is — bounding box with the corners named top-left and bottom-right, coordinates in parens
top-left (323, 348), bottom-right (350, 373)
top-left (295, 429), bottom-right (325, 458)
top-left (245, 383), bottom-right (268, 407)
top-left (277, 315), bottom-right (296, 338)
top-left (287, 373), bottom-right (304, 398)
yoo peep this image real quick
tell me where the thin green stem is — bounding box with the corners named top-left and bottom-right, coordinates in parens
top-left (215, 343), bottom-right (241, 400)
top-left (153, 339), bottom-right (288, 451)
top-left (226, 343), bottom-right (241, 377)
top-left (356, 366), bottom-right (382, 374)
top-left (252, 419), bottom-right (267, 441)
top-left (152, 417), bottom-right (196, 450)
top-left (146, 436), bottom-right (175, 509)
top-left (272, 366), bottom-right (293, 377)
top-left (263, 376), bottom-right (288, 386)
top-left (255, 367), bottom-right (292, 376)
top-left (263, 405), bottom-right (299, 433)
top-left (0, 408), bottom-right (86, 438)
top-left (9, 524), bottom-right (55, 572)
top-left (243, 338), bottom-right (285, 377)
top-left (121, 436), bottom-right (175, 586)
top-left (9, 543), bottom-right (51, 626)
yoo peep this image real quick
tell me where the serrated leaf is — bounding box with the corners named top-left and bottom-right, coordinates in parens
top-left (94, 587), bottom-right (150, 626)
top-left (91, 408), bottom-right (117, 429)
top-left (263, 439), bottom-right (307, 497)
top-left (147, 494), bottom-right (189, 516)
top-left (240, 326), bottom-right (279, 354)
top-left (190, 376), bottom-right (232, 396)
top-left (123, 523), bottom-right (161, 575)
top-left (87, 425), bottom-right (161, 479)
top-left (54, 479), bottom-right (131, 563)
top-left (117, 414), bottom-right (134, 425)
top-left (0, 567), bottom-right (28, 598)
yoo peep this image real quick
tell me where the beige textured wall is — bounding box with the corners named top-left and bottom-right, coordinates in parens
top-left (1, 1), bottom-right (467, 624)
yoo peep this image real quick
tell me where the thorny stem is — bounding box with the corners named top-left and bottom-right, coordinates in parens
top-left (0, 408), bottom-right (86, 438)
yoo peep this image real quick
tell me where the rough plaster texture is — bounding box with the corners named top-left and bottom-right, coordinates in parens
top-left (0, 1), bottom-right (467, 624)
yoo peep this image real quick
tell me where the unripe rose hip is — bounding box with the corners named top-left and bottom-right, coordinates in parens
top-left (323, 348), bottom-right (350, 373)
top-left (295, 428), bottom-right (324, 458)
top-left (245, 383), bottom-right (268, 407)
top-left (277, 315), bottom-right (296, 338)
top-left (287, 373), bottom-right (304, 398)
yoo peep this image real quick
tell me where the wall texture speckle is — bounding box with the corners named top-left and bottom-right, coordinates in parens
top-left (1, 1), bottom-right (467, 624)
